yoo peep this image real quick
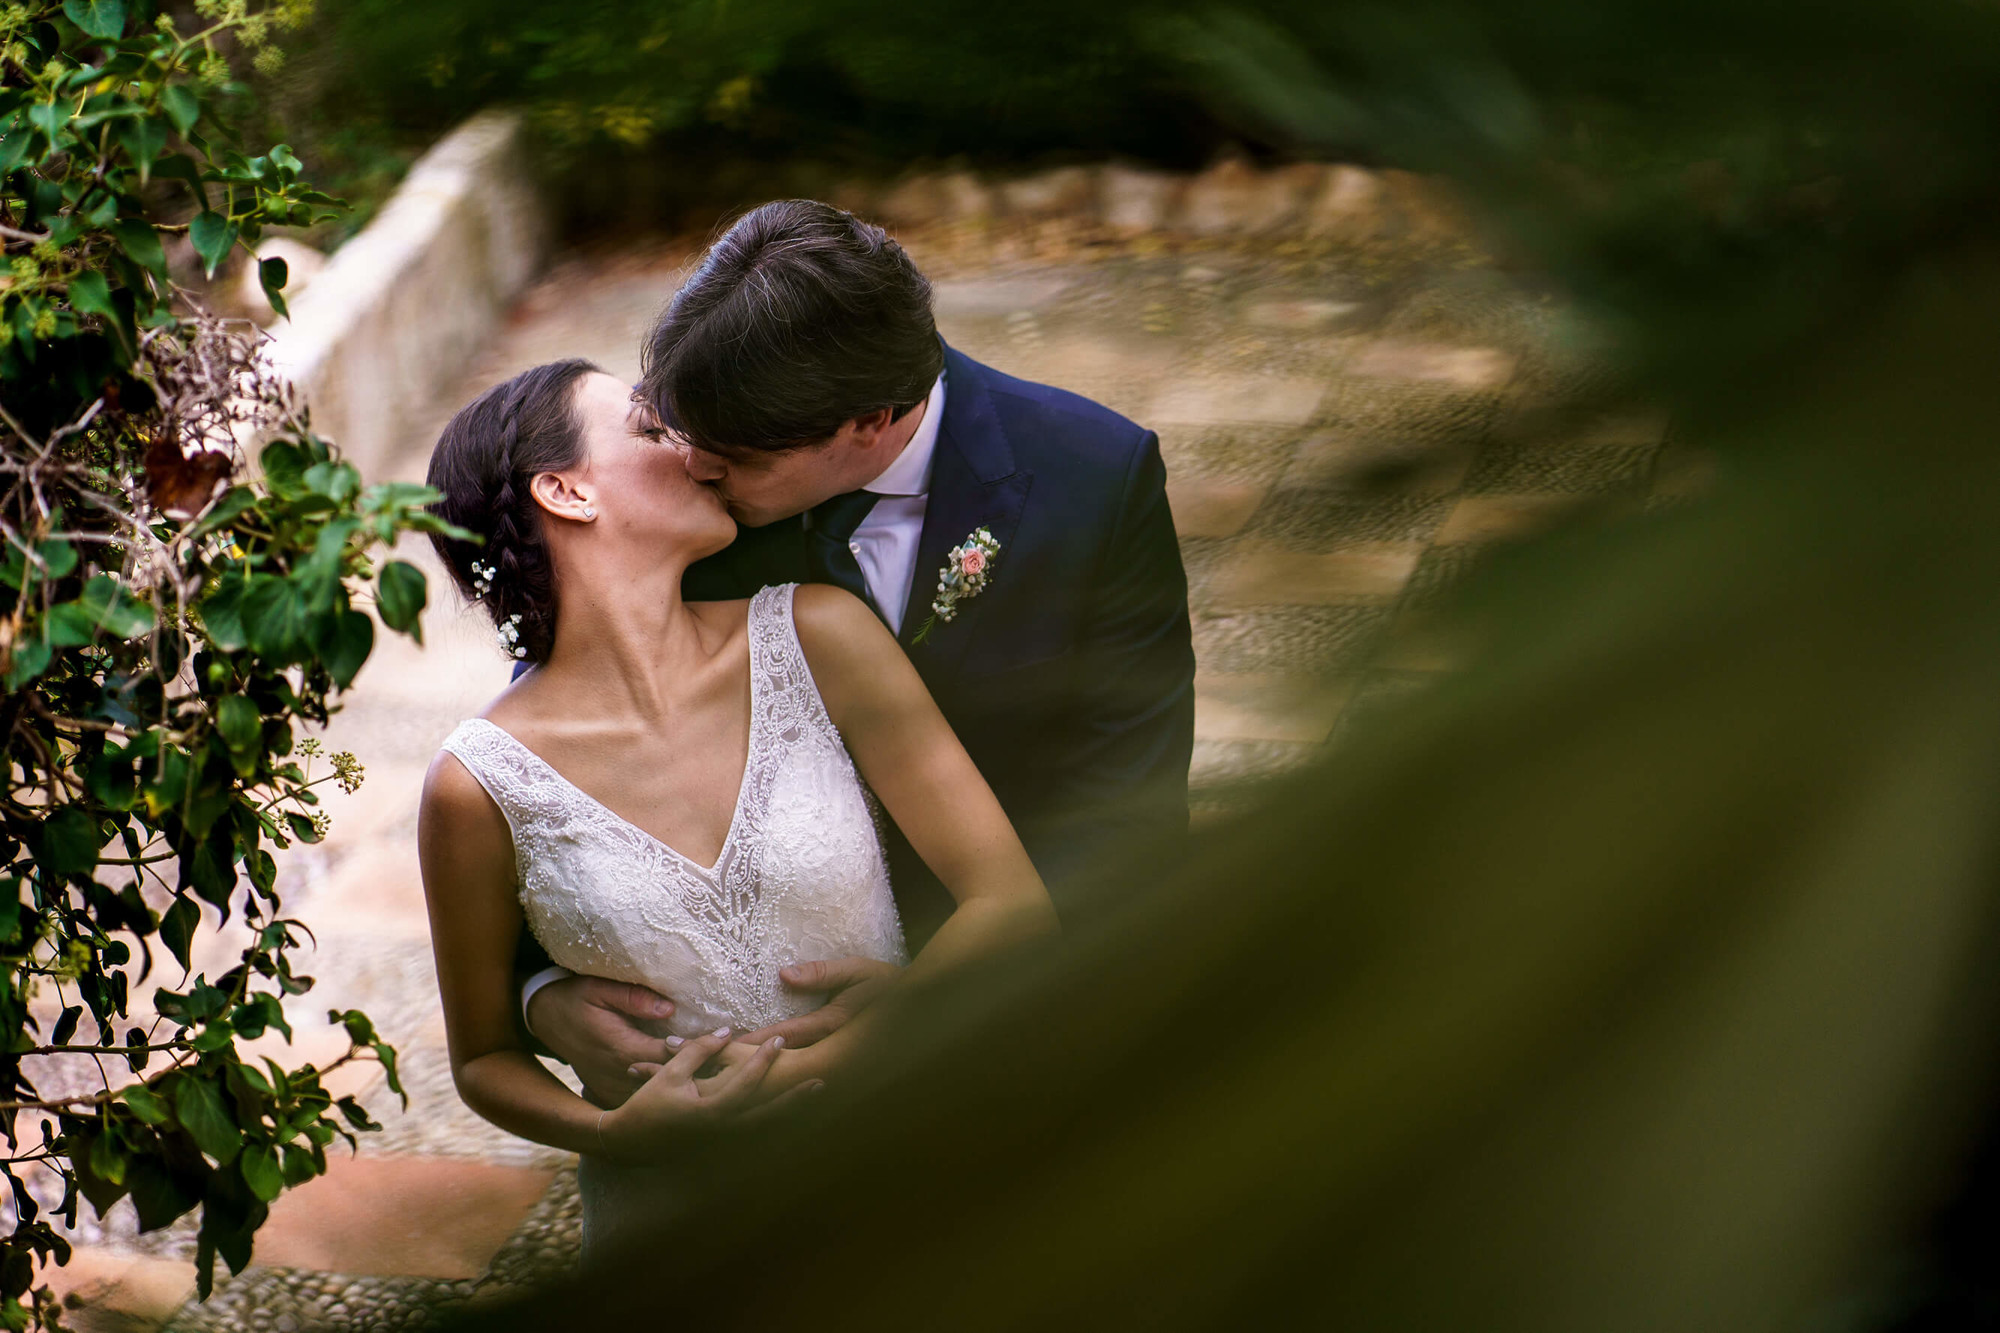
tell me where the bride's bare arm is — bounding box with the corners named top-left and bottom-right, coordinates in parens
top-left (792, 585), bottom-right (1060, 981)
top-left (418, 753), bottom-right (780, 1157)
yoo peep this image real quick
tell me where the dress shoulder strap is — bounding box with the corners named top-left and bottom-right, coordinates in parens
top-left (437, 718), bottom-right (544, 835)
top-left (745, 582), bottom-right (842, 742)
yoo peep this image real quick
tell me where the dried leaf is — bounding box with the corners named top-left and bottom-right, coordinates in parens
top-left (144, 434), bottom-right (233, 518)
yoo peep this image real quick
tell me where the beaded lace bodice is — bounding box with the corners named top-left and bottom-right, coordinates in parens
top-left (440, 584), bottom-right (907, 1035)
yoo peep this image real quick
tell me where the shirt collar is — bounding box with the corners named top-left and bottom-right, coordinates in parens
top-left (864, 372), bottom-right (945, 498)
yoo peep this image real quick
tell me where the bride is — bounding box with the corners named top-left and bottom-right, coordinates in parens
top-left (415, 359), bottom-right (1056, 1250)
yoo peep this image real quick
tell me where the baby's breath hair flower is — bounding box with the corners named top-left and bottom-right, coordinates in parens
top-left (468, 559), bottom-right (497, 598)
top-left (497, 613), bottom-right (526, 658)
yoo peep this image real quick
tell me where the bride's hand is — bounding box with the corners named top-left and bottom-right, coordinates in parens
top-left (597, 1027), bottom-right (783, 1159)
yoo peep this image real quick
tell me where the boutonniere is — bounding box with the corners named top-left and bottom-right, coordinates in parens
top-left (911, 527), bottom-right (1001, 645)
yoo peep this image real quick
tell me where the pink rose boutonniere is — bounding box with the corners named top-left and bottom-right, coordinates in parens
top-left (911, 527), bottom-right (1001, 645)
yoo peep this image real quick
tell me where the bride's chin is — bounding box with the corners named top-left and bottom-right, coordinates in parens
top-left (709, 506), bottom-right (740, 543)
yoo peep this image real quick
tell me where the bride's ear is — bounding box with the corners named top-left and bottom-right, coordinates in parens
top-left (529, 471), bottom-right (597, 525)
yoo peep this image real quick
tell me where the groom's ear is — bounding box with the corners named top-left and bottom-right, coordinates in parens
top-left (846, 407), bottom-right (896, 447)
top-left (528, 470), bottom-right (592, 523)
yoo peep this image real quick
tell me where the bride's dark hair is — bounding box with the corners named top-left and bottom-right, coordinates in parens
top-left (426, 358), bottom-right (600, 664)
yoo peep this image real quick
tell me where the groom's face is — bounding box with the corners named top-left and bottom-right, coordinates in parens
top-left (680, 416), bottom-right (892, 528)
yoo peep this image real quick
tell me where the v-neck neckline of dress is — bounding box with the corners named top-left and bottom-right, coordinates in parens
top-left (462, 629), bottom-right (759, 879)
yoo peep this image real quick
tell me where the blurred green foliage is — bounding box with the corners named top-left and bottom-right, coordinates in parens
top-left (455, 1), bottom-right (2000, 1330)
top-left (311, 0), bottom-right (1232, 168)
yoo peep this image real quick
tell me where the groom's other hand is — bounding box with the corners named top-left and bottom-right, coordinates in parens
top-left (526, 976), bottom-right (676, 1106)
top-left (738, 956), bottom-right (900, 1048)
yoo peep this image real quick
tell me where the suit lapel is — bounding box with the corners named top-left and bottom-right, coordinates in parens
top-left (900, 348), bottom-right (1032, 680)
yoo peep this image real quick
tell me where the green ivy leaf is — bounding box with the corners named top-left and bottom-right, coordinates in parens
top-left (62, 0), bottom-right (126, 39)
top-left (190, 485), bottom-right (257, 536)
top-left (37, 807), bottom-right (101, 879)
top-left (189, 1024), bottom-right (233, 1053)
top-left (373, 1040), bottom-right (406, 1105)
top-left (45, 601), bottom-right (101, 647)
top-left (67, 270), bottom-right (116, 322)
top-left (258, 255), bottom-right (289, 320)
top-left (333, 1008), bottom-right (376, 1045)
top-left (112, 217), bottom-right (167, 277)
top-left (303, 461), bottom-right (360, 504)
top-left (127, 1155), bottom-right (200, 1232)
top-left (27, 100), bottom-right (63, 152)
top-left (280, 1144), bottom-right (318, 1188)
top-left (36, 536), bottom-right (78, 578)
top-left (198, 575), bottom-right (248, 652)
top-left (245, 848), bottom-right (278, 896)
top-left (238, 1143), bottom-right (283, 1202)
top-left (122, 1085), bottom-right (172, 1126)
top-left (242, 576), bottom-right (307, 658)
top-left (87, 1128), bottom-right (128, 1188)
top-left (49, 574), bottom-right (154, 644)
top-left (375, 561), bottom-right (426, 641)
top-left (323, 609), bottom-right (374, 688)
top-left (0, 123), bottom-right (28, 177)
top-left (215, 695), bottom-right (260, 753)
top-left (87, 751), bottom-right (138, 810)
top-left (188, 211), bottom-right (237, 278)
top-left (260, 439), bottom-right (308, 495)
top-left (334, 1096), bottom-right (382, 1132)
top-left (174, 1075), bottom-right (242, 1163)
top-left (115, 116), bottom-right (168, 183)
top-left (159, 84), bottom-right (198, 135)
top-left (159, 895), bottom-right (198, 971)
top-left (4, 637), bottom-right (53, 690)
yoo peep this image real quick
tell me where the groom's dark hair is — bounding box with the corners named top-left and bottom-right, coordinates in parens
top-left (640, 199), bottom-right (945, 456)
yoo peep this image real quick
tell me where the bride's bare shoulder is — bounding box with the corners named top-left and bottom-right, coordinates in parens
top-left (790, 586), bottom-right (904, 711)
top-left (791, 584), bottom-right (889, 648)
top-left (419, 744), bottom-right (504, 835)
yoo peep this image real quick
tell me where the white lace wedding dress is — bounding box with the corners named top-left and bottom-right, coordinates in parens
top-left (438, 583), bottom-right (907, 1252)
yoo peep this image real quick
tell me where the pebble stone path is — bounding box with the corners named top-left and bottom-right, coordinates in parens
top-left (46, 207), bottom-right (1680, 1332)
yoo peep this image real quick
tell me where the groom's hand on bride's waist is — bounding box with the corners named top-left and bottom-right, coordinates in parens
top-left (524, 975), bottom-right (679, 1107)
top-left (736, 956), bottom-right (902, 1049)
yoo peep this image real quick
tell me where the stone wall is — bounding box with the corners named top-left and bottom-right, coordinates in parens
top-left (846, 158), bottom-right (1466, 245)
top-left (266, 112), bottom-right (550, 477)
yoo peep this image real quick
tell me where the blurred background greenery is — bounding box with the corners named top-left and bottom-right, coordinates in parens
top-left (184, 0), bottom-right (2000, 1325)
top-left (365, 1), bottom-right (2000, 1329)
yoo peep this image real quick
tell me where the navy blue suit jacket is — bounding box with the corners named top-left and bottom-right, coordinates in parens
top-left (525, 346), bottom-right (1194, 950)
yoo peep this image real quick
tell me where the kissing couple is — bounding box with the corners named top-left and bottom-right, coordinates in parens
top-left (415, 199), bottom-right (1196, 1254)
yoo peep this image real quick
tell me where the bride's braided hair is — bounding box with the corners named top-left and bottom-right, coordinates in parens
top-left (426, 359), bottom-right (599, 664)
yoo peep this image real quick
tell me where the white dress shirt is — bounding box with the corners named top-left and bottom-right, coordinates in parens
top-left (849, 371), bottom-right (945, 635)
top-left (520, 371), bottom-right (949, 1028)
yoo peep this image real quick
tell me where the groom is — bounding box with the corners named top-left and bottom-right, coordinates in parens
top-left (525, 199), bottom-right (1194, 1097)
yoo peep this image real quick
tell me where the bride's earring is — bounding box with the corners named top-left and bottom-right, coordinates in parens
top-left (582, 506), bottom-right (597, 519)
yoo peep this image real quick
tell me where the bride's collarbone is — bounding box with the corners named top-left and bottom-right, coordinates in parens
top-left (488, 685), bottom-right (754, 866)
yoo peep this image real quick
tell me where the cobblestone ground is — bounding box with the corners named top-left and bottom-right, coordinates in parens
top-left (54, 215), bottom-right (1678, 1331)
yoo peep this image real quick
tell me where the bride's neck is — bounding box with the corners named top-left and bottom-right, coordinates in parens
top-left (538, 546), bottom-right (706, 718)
